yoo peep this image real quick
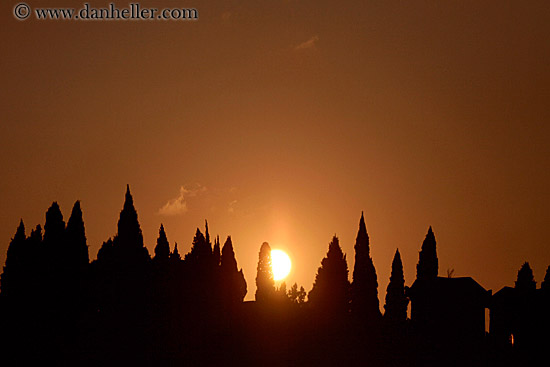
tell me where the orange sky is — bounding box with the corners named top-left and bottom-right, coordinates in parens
top-left (1, 1), bottom-right (549, 302)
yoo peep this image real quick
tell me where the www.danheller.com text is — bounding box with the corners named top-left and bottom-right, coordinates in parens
top-left (13, 2), bottom-right (199, 21)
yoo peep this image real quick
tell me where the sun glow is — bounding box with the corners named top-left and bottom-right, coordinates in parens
top-left (271, 249), bottom-right (291, 281)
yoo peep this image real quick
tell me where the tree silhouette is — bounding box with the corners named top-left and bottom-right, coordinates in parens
top-left (288, 282), bottom-right (307, 304)
top-left (3, 186), bottom-right (539, 366)
top-left (255, 242), bottom-right (275, 302)
top-left (44, 202), bottom-right (66, 261)
top-left (185, 228), bottom-right (211, 264)
top-left (220, 236), bottom-right (247, 305)
top-left (542, 266), bottom-right (550, 290)
top-left (92, 185), bottom-right (151, 333)
top-left (113, 185), bottom-right (150, 264)
top-left (416, 226), bottom-right (438, 280)
top-left (308, 235), bottom-right (350, 314)
top-left (384, 249), bottom-right (408, 323)
top-left (154, 224), bottom-right (170, 262)
top-left (64, 200), bottom-right (89, 311)
top-left (65, 200), bottom-right (89, 268)
top-left (515, 262), bottom-right (536, 290)
top-left (43, 202), bottom-right (68, 309)
top-left (351, 212), bottom-right (381, 321)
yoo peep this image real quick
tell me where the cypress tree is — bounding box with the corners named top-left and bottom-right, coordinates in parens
top-left (44, 202), bottom-right (67, 307)
top-left (351, 212), bottom-right (381, 320)
top-left (44, 202), bottom-right (66, 261)
top-left (154, 224), bottom-right (170, 262)
top-left (515, 262), bottom-right (536, 290)
top-left (416, 226), bottom-right (438, 280)
top-left (221, 236), bottom-right (238, 272)
top-left (65, 200), bottom-right (89, 268)
top-left (114, 185), bottom-right (149, 264)
top-left (308, 235), bottom-right (350, 314)
top-left (384, 249), bottom-right (408, 323)
top-left (220, 236), bottom-right (247, 304)
top-left (255, 242), bottom-right (275, 302)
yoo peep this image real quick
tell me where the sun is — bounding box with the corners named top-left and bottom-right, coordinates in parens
top-left (271, 249), bottom-right (291, 281)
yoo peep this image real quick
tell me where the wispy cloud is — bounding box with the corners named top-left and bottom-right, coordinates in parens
top-left (294, 35), bottom-right (319, 50)
top-left (228, 200), bottom-right (237, 213)
top-left (158, 184), bottom-right (207, 216)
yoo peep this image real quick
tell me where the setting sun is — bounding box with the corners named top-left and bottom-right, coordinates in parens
top-left (271, 249), bottom-right (291, 281)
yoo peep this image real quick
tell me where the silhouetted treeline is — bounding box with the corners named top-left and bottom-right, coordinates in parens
top-left (0, 186), bottom-right (548, 366)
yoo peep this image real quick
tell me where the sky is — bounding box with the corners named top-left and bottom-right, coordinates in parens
top-left (1, 1), bottom-right (549, 302)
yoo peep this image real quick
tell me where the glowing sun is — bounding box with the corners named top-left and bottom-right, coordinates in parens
top-left (271, 249), bottom-right (291, 281)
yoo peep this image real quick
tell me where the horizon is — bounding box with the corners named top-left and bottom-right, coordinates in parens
top-left (4, 184), bottom-right (548, 304)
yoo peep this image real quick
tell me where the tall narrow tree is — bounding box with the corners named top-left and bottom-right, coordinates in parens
top-left (351, 212), bottom-right (381, 320)
top-left (154, 224), bottom-right (170, 262)
top-left (114, 185), bottom-right (149, 264)
top-left (308, 235), bottom-right (350, 314)
top-left (65, 201), bottom-right (89, 268)
top-left (44, 202), bottom-right (66, 261)
top-left (220, 236), bottom-right (247, 304)
top-left (416, 226), bottom-right (438, 280)
top-left (255, 242), bottom-right (275, 302)
top-left (384, 249), bottom-right (408, 323)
